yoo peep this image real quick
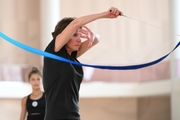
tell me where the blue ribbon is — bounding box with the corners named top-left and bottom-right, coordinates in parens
top-left (0, 32), bottom-right (179, 70)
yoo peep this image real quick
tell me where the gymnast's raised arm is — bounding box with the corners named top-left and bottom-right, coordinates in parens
top-left (53, 7), bottom-right (123, 53)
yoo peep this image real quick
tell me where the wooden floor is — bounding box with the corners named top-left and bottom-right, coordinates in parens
top-left (0, 96), bottom-right (170, 120)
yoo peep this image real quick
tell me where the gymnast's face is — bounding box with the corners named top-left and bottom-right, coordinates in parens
top-left (66, 29), bottom-right (82, 52)
top-left (29, 73), bottom-right (42, 90)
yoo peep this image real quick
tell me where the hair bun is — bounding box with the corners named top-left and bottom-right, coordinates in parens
top-left (28, 66), bottom-right (41, 79)
top-left (32, 67), bottom-right (38, 71)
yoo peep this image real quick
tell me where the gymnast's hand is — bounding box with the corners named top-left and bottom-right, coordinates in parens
top-left (79, 26), bottom-right (95, 48)
top-left (104, 7), bottom-right (123, 18)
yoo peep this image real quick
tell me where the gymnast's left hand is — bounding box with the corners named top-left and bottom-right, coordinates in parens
top-left (79, 26), bottom-right (95, 48)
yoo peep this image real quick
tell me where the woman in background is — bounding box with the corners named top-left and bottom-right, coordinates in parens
top-left (20, 67), bottom-right (45, 120)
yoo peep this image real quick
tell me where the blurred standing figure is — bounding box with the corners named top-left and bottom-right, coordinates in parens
top-left (20, 67), bottom-right (45, 120)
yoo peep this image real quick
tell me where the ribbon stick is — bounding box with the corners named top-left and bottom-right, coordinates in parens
top-left (122, 14), bottom-right (180, 37)
top-left (0, 32), bottom-right (180, 70)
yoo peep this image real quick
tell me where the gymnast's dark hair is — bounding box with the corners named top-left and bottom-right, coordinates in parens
top-left (28, 67), bottom-right (41, 79)
top-left (51, 17), bottom-right (76, 39)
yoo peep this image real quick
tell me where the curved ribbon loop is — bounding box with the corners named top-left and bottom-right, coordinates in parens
top-left (0, 32), bottom-right (179, 70)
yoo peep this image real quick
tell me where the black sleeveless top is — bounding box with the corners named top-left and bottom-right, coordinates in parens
top-left (26, 93), bottom-right (46, 120)
top-left (43, 39), bottom-right (83, 120)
